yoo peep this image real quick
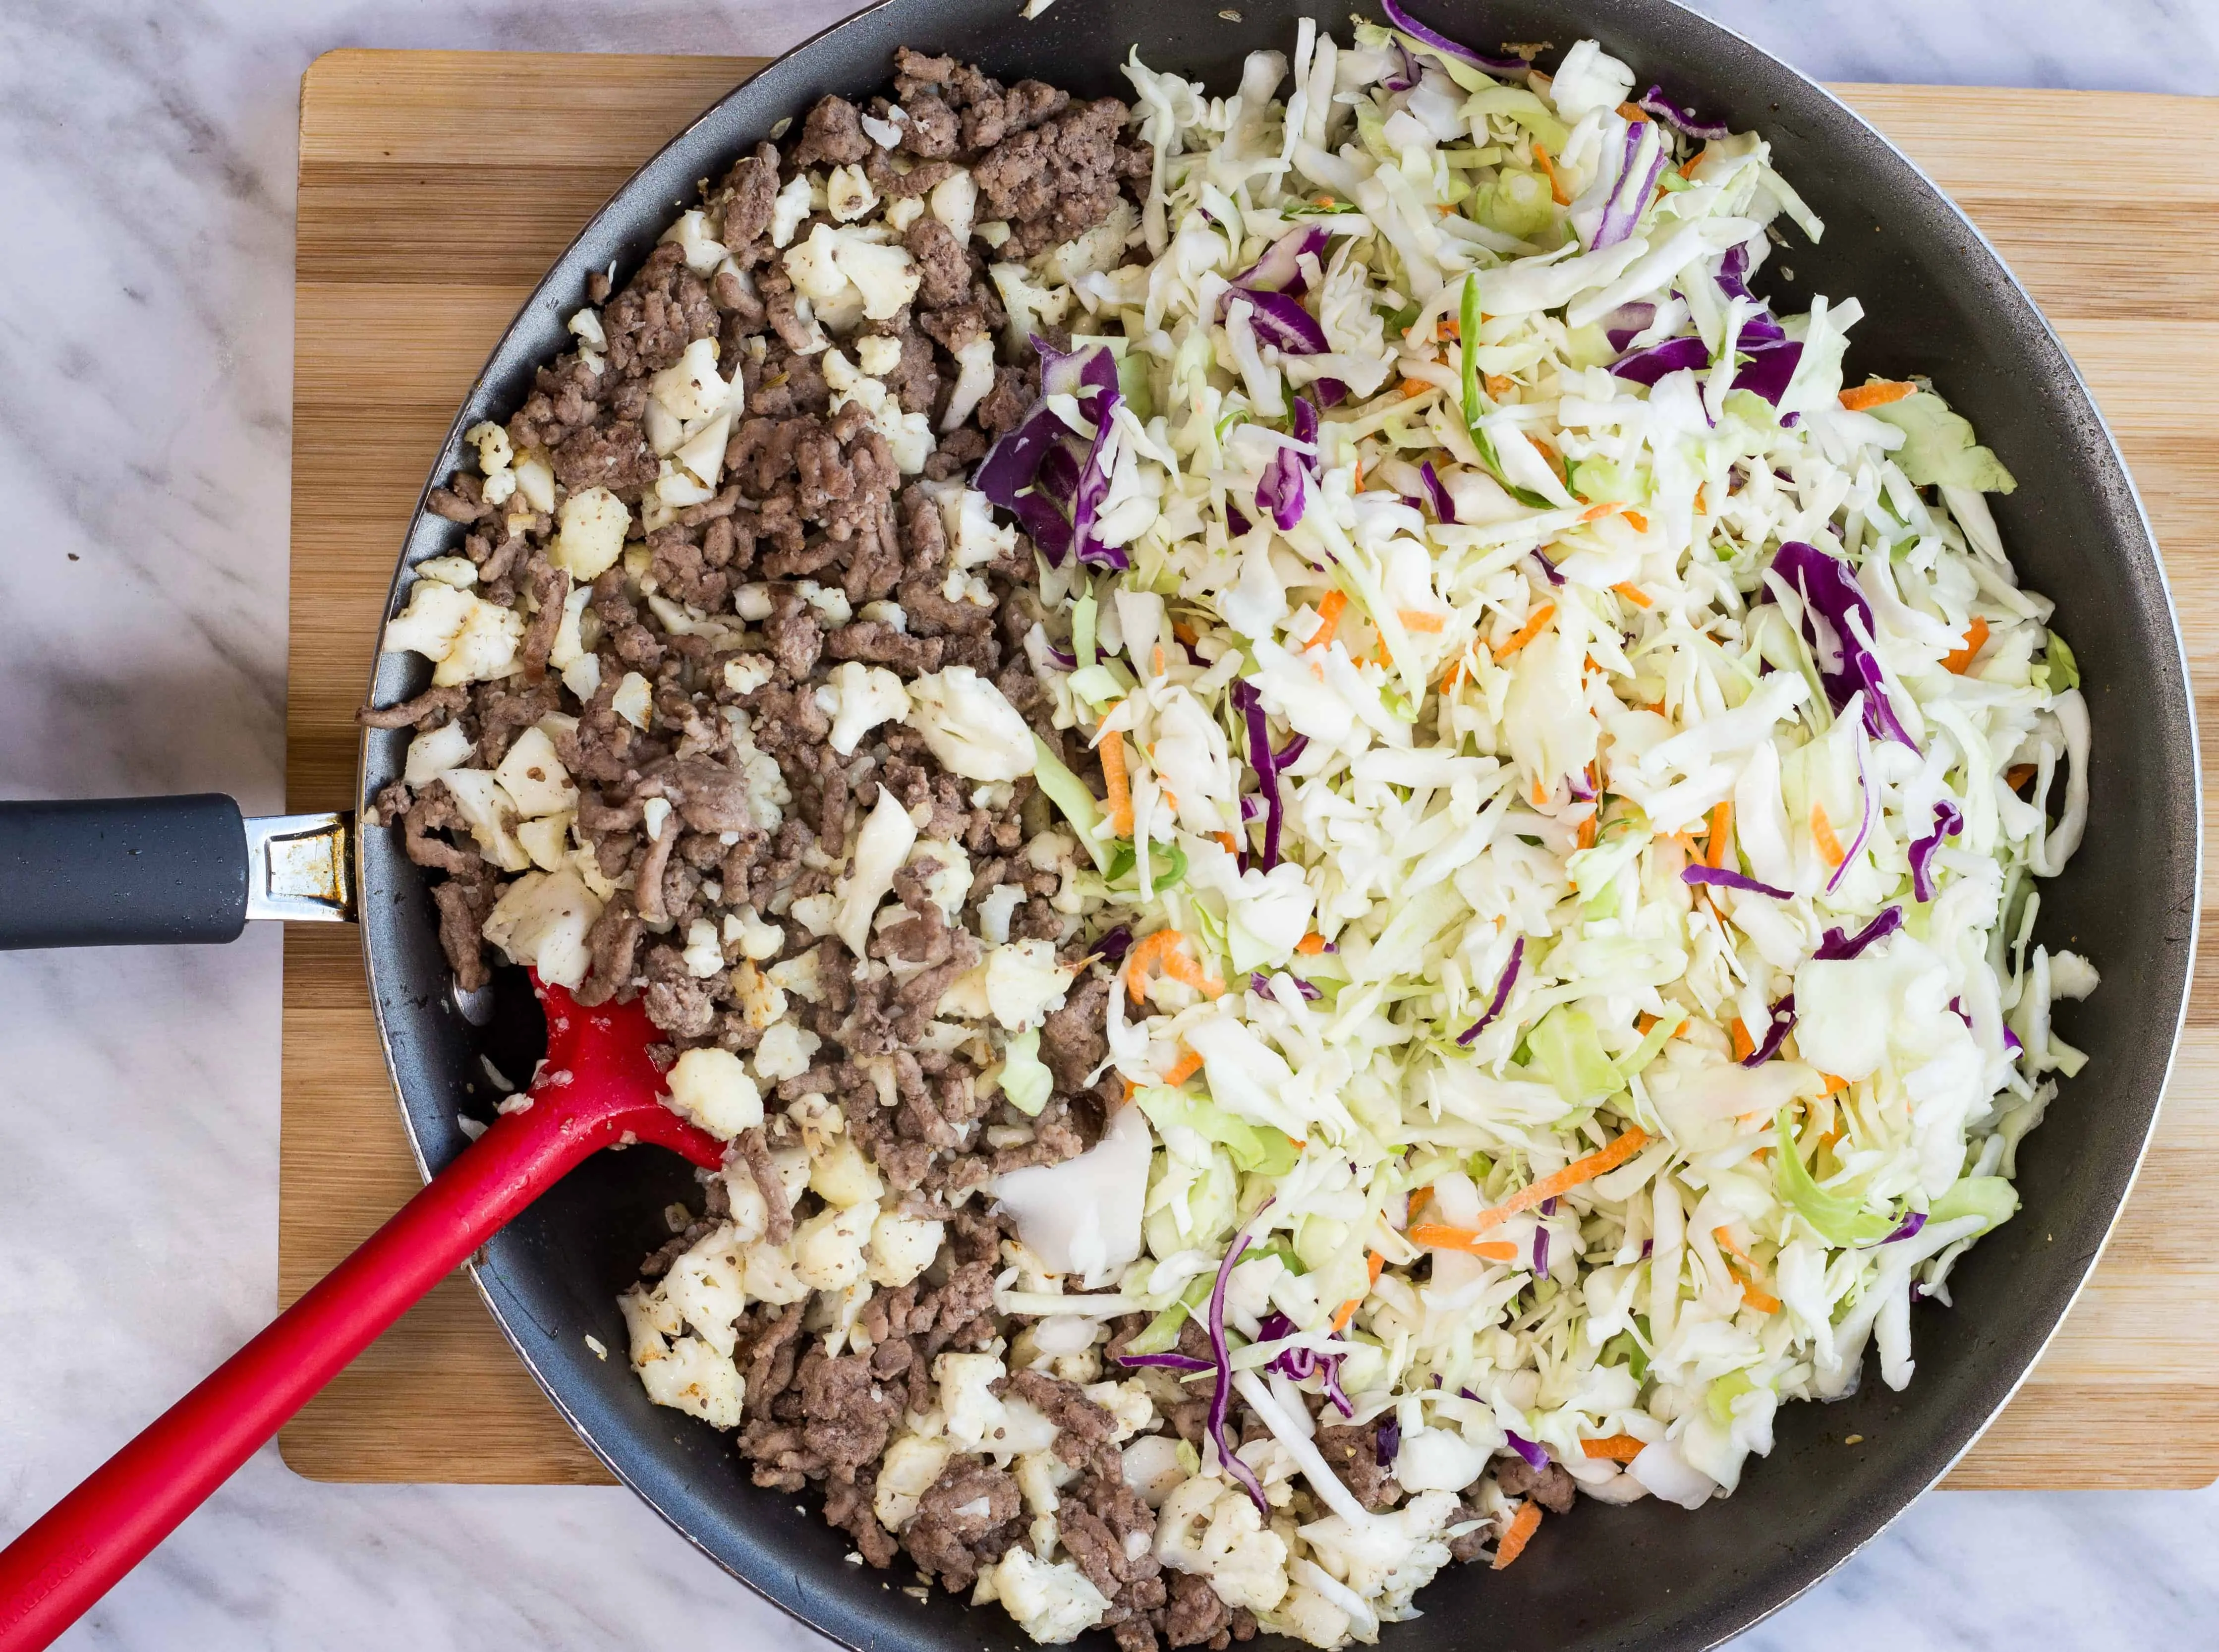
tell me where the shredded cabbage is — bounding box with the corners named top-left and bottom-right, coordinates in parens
top-left (975, 18), bottom-right (2090, 1643)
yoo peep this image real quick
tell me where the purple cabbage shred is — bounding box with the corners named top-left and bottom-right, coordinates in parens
top-left (1681, 865), bottom-right (1792, 900)
top-left (1456, 936), bottom-right (1525, 1046)
top-left (1909, 799), bottom-right (1965, 902)
top-left (1635, 83), bottom-right (1732, 141)
top-left (1740, 992), bottom-right (1796, 1068)
top-left (1814, 906), bottom-right (1903, 961)
top-left (1505, 1430), bottom-right (1549, 1471)
top-left (1766, 540), bottom-right (1919, 748)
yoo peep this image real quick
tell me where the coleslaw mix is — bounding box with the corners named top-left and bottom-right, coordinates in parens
top-left (949, 11), bottom-right (2092, 1637)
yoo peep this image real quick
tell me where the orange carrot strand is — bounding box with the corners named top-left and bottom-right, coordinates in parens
top-left (1309, 590), bottom-right (1348, 649)
top-left (1942, 615), bottom-right (1989, 674)
top-left (1492, 604), bottom-right (1556, 662)
top-left (1582, 1434), bottom-right (1647, 1462)
top-left (1494, 1500), bottom-right (1544, 1569)
top-left (1811, 801), bottom-right (1845, 868)
top-left (1705, 801), bottom-right (1733, 869)
top-left (1839, 379), bottom-right (1916, 411)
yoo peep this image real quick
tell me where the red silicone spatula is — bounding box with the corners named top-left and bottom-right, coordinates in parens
top-left (0, 976), bottom-right (723, 1652)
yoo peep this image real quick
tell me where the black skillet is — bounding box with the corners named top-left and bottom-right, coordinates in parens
top-left (0, 2), bottom-right (2197, 1648)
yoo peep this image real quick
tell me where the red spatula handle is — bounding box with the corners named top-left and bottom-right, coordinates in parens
top-left (0, 980), bottom-right (721, 1652)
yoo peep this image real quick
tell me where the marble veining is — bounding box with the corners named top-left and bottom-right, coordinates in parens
top-left (1, 0), bottom-right (2216, 1647)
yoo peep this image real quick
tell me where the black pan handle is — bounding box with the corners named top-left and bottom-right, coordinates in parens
top-left (0, 797), bottom-right (355, 950)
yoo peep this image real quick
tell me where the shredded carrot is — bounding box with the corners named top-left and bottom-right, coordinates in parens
top-left (1099, 731), bottom-right (1134, 838)
top-left (1440, 658), bottom-right (1466, 691)
top-left (1172, 622), bottom-right (1199, 648)
top-left (1493, 1500), bottom-right (1544, 1570)
top-left (1352, 458), bottom-right (1365, 491)
top-left (1730, 1267), bottom-right (1782, 1314)
top-left (1583, 1434), bottom-right (1648, 1462)
top-left (1811, 801), bottom-right (1845, 868)
top-left (1705, 801), bottom-right (1733, 869)
top-left (1492, 603), bottom-right (1556, 662)
top-left (1942, 615), bottom-right (1989, 674)
top-left (1668, 830), bottom-right (1703, 859)
top-left (1533, 438), bottom-right (1570, 487)
top-left (1309, 590), bottom-right (1348, 649)
top-left (1483, 372), bottom-right (1515, 399)
top-left (1151, 644), bottom-right (1167, 679)
top-left (1396, 609), bottom-right (1445, 633)
top-left (1412, 1128), bottom-right (1651, 1244)
top-left (1438, 315), bottom-right (1460, 341)
top-left (1623, 508), bottom-right (1651, 533)
top-left (1694, 483), bottom-right (1709, 513)
top-left (1730, 1019), bottom-right (1756, 1061)
top-left (1160, 948), bottom-right (1225, 999)
top-left (1400, 376), bottom-right (1432, 399)
top-left (1211, 832), bottom-right (1238, 854)
top-left (1839, 379), bottom-right (1916, 412)
top-left (1164, 1046), bottom-right (1204, 1086)
top-left (1617, 100), bottom-right (1650, 122)
top-left (1532, 143), bottom-right (1570, 206)
top-left (1577, 811), bottom-right (1598, 850)
top-left (1296, 932), bottom-right (1328, 956)
top-left (1678, 150), bottom-right (1705, 179)
top-left (1329, 1253), bottom-right (1388, 1332)
top-left (2006, 763), bottom-right (2038, 792)
top-left (1121, 1077), bottom-right (1138, 1104)
top-left (1712, 1225), bottom-right (1752, 1261)
top-left (1578, 501), bottom-right (1615, 522)
top-left (1124, 930), bottom-right (1181, 1002)
top-left (1530, 777), bottom-right (1549, 807)
top-left (1612, 581), bottom-right (1652, 608)
top-left (1819, 1072), bottom-right (1849, 1095)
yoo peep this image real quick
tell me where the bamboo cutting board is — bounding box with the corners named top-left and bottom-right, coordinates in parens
top-left (281, 51), bottom-right (2219, 1487)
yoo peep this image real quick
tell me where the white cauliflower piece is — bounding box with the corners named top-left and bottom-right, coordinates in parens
top-left (752, 1016), bottom-right (820, 1082)
top-left (929, 168), bottom-right (976, 243)
top-left (611, 670), bottom-right (654, 730)
top-left (650, 335), bottom-right (735, 422)
top-left (826, 163), bottom-right (878, 222)
top-left (435, 769), bottom-right (529, 871)
top-left (867, 1208), bottom-right (945, 1286)
top-left (784, 222), bottom-right (853, 306)
top-left (1298, 1490), bottom-right (1458, 1614)
top-left (658, 1221), bottom-right (750, 1358)
top-left (726, 905), bottom-right (785, 961)
top-left (480, 867), bottom-right (601, 986)
top-left (549, 485), bottom-right (632, 580)
top-left (937, 1352), bottom-right (1010, 1451)
top-left (681, 917), bottom-right (724, 978)
top-left (619, 1286), bottom-right (746, 1428)
top-left (832, 234), bottom-right (920, 320)
top-left (662, 1048), bottom-right (764, 1140)
top-left (809, 1129), bottom-right (884, 1209)
top-left (412, 555), bottom-right (478, 587)
top-left (382, 580), bottom-right (492, 666)
top-left (834, 784), bottom-right (918, 955)
top-left (465, 418), bottom-right (513, 476)
top-left (511, 447), bottom-right (556, 513)
top-left (1153, 1477), bottom-right (1291, 1613)
top-left (658, 207), bottom-right (729, 274)
top-left (985, 939), bottom-right (1077, 1030)
top-left (1264, 1584), bottom-right (1353, 1650)
top-left (990, 261), bottom-right (1072, 348)
top-left (792, 1198), bottom-right (878, 1292)
top-left (857, 333), bottom-right (905, 376)
top-left (874, 1432), bottom-right (955, 1531)
top-left (1083, 1380), bottom-right (1156, 1442)
top-left (1392, 1427), bottom-right (1488, 1493)
top-left (433, 594), bottom-right (525, 686)
top-left (984, 1548), bottom-right (1110, 1645)
top-left (770, 172), bottom-right (813, 246)
top-left (723, 654), bottom-right (776, 696)
top-left (1121, 1436), bottom-right (1187, 1507)
top-left (742, 1237), bottom-right (810, 1306)
top-left (492, 726), bottom-right (577, 819)
top-left (941, 334), bottom-right (999, 431)
top-left (402, 720), bottom-right (473, 786)
top-left (908, 666), bottom-right (1037, 781)
top-left (941, 487), bottom-right (1018, 570)
top-left (766, 949), bottom-right (823, 1004)
top-left (815, 660), bottom-right (912, 756)
top-left (728, 958), bottom-right (788, 1034)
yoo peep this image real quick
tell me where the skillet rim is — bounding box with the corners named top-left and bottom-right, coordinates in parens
top-left (347, 2), bottom-right (2202, 1647)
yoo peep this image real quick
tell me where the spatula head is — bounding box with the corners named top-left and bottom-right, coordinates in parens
top-left (528, 974), bottom-right (728, 1172)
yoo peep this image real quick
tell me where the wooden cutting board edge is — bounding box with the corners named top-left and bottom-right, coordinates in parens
top-left (278, 50), bottom-right (2219, 1491)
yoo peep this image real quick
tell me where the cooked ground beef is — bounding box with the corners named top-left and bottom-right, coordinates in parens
top-left (350, 43), bottom-right (1542, 1651)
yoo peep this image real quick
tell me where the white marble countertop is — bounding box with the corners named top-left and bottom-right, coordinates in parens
top-left (2, 0), bottom-right (2215, 1646)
